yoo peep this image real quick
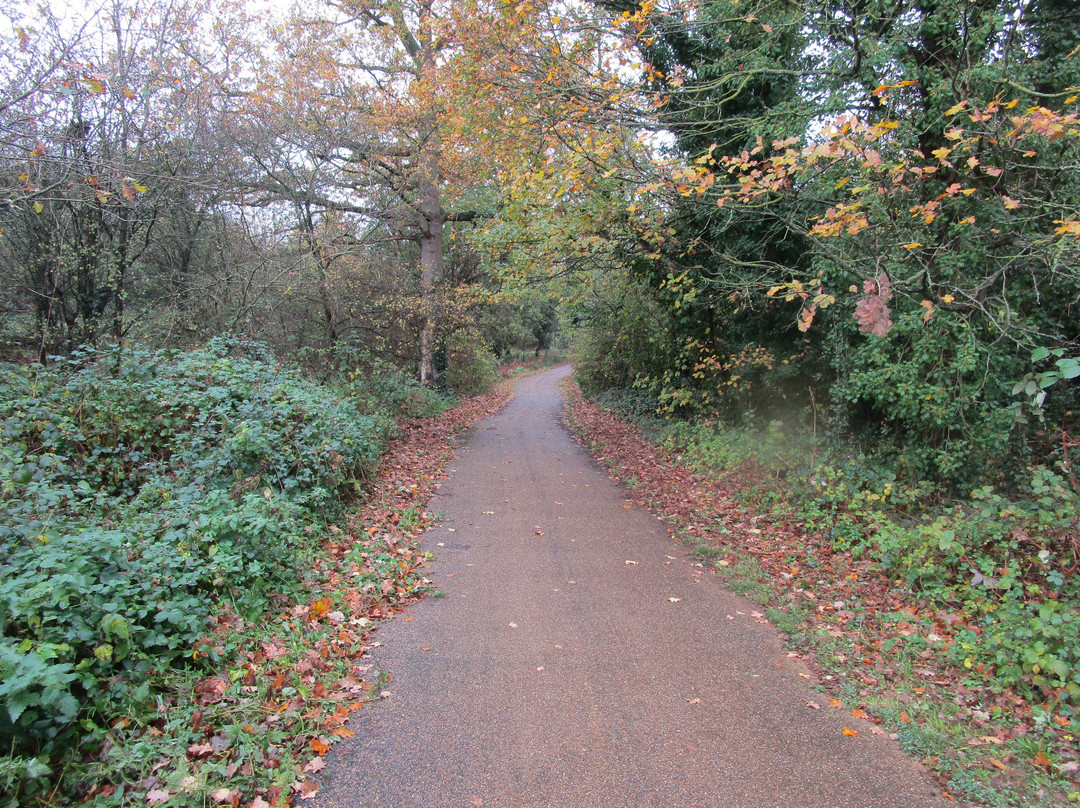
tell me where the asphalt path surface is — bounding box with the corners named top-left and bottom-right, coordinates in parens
top-left (313, 364), bottom-right (953, 808)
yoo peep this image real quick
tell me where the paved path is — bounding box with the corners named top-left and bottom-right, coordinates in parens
top-left (314, 365), bottom-right (952, 808)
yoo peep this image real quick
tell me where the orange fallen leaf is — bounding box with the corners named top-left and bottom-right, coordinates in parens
top-left (842, 728), bottom-right (858, 737)
top-left (332, 727), bottom-right (355, 738)
top-left (987, 757), bottom-right (1007, 770)
top-left (310, 737), bottom-right (329, 756)
top-left (829, 699), bottom-right (843, 708)
top-left (899, 711), bottom-right (911, 723)
top-left (1033, 752), bottom-right (1053, 767)
top-left (851, 708), bottom-right (869, 720)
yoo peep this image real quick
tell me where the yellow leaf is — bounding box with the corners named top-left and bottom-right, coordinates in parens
top-left (766, 286), bottom-right (783, 297)
top-left (931, 147), bottom-right (952, 160)
top-left (946, 100), bottom-right (968, 116)
top-left (1054, 219), bottom-right (1080, 237)
top-left (942, 294), bottom-right (955, 303)
top-left (835, 177), bottom-right (850, 190)
top-left (903, 242), bottom-right (921, 250)
top-left (843, 728), bottom-right (858, 737)
top-left (33, 201), bottom-right (43, 213)
top-left (1002, 196), bottom-right (1020, 210)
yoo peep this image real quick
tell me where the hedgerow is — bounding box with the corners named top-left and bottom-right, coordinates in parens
top-left (0, 338), bottom-right (389, 801)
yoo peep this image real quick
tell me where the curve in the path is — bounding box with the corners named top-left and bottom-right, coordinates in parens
top-left (313, 364), bottom-right (952, 808)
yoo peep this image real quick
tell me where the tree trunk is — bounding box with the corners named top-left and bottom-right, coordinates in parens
top-left (416, 0), bottom-right (442, 385)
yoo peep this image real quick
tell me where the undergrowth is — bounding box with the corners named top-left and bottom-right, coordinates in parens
top-left (0, 337), bottom-right (434, 806)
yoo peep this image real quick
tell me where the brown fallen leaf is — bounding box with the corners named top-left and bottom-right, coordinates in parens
top-left (1033, 752), bottom-right (1052, 767)
top-left (987, 757), bottom-right (1008, 770)
top-left (304, 757), bottom-right (327, 773)
top-left (293, 781), bottom-right (319, 801)
top-left (211, 788), bottom-right (235, 804)
top-left (248, 798), bottom-right (270, 808)
top-left (806, 701), bottom-right (821, 710)
top-left (146, 790), bottom-right (171, 805)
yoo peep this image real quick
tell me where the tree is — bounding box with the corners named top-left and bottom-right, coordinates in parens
top-left (580, 0), bottom-right (1080, 486)
top-left (0, 0), bottom-right (244, 359)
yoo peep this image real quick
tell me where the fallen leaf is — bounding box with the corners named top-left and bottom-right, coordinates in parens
top-left (668, 597), bottom-right (681, 603)
top-left (987, 757), bottom-right (1008, 770)
top-left (304, 758), bottom-right (327, 773)
top-left (843, 728), bottom-right (858, 737)
top-left (146, 790), bottom-right (171, 805)
top-left (851, 708), bottom-right (869, 720)
top-left (806, 701), bottom-right (821, 710)
top-left (249, 798), bottom-right (271, 808)
top-left (211, 788), bottom-right (235, 804)
top-left (687, 698), bottom-right (701, 704)
top-left (310, 737), bottom-right (330, 756)
top-left (332, 727), bottom-right (355, 738)
top-left (292, 781), bottom-right (319, 801)
top-left (1033, 752), bottom-right (1052, 767)
top-left (187, 741), bottom-right (214, 758)
top-left (899, 711), bottom-right (911, 723)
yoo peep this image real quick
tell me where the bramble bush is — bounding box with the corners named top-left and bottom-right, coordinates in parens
top-left (0, 338), bottom-right (389, 787)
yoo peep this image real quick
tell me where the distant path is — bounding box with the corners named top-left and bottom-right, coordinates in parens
top-left (314, 365), bottom-right (952, 808)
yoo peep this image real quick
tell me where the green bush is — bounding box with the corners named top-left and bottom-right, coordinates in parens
top-left (329, 341), bottom-right (455, 419)
top-left (0, 338), bottom-right (388, 766)
top-left (652, 412), bottom-right (1080, 703)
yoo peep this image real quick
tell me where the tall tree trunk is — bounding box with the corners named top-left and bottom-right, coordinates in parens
top-left (416, 0), bottom-right (442, 385)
